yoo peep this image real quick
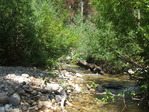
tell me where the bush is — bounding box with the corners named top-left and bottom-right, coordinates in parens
top-left (0, 0), bottom-right (68, 66)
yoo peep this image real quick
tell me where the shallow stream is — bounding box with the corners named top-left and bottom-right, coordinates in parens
top-left (62, 63), bottom-right (149, 112)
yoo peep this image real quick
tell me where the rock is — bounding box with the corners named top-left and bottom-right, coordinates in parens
top-left (55, 95), bottom-right (62, 102)
top-left (39, 95), bottom-right (49, 101)
top-left (7, 108), bottom-right (21, 112)
top-left (38, 101), bottom-right (52, 108)
top-left (14, 86), bottom-right (20, 90)
top-left (44, 84), bottom-right (63, 93)
top-left (32, 90), bottom-right (38, 96)
top-left (63, 71), bottom-right (70, 77)
top-left (22, 85), bottom-right (32, 93)
top-left (7, 88), bottom-right (15, 95)
top-left (21, 74), bottom-right (29, 78)
top-left (0, 93), bottom-right (9, 104)
top-left (75, 73), bottom-right (82, 77)
top-left (74, 84), bottom-right (81, 92)
top-left (21, 105), bottom-right (28, 111)
top-left (4, 107), bottom-right (15, 112)
top-left (22, 85), bottom-right (29, 89)
top-left (0, 107), bottom-right (5, 112)
top-left (0, 84), bottom-right (5, 88)
top-left (26, 99), bottom-right (34, 105)
top-left (17, 89), bottom-right (25, 95)
top-left (4, 104), bottom-right (11, 111)
top-left (128, 69), bottom-right (135, 74)
top-left (67, 89), bottom-right (71, 93)
top-left (39, 106), bottom-right (53, 112)
top-left (9, 93), bottom-right (21, 106)
top-left (4, 87), bottom-right (8, 91)
top-left (66, 56), bottom-right (71, 60)
top-left (28, 106), bottom-right (36, 110)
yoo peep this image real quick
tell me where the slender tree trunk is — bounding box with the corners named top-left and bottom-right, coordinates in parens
top-left (80, 0), bottom-right (84, 27)
top-left (138, 9), bottom-right (140, 27)
top-left (80, 0), bottom-right (84, 18)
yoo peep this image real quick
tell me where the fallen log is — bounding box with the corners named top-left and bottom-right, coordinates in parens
top-left (77, 60), bottom-right (105, 74)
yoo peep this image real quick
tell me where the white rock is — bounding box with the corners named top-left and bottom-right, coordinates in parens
top-left (38, 101), bottom-right (52, 108)
top-left (0, 107), bottom-right (5, 112)
top-left (64, 71), bottom-right (70, 77)
top-left (21, 74), bottom-right (29, 78)
top-left (128, 69), bottom-right (135, 74)
top-left (74, 84), bottom-right (81, 92)
top-left (45, 83), bottom-right (63, 93)
top-left (75, 73), bottom-right (82, 77)
top-left (66, 56), bottom-right (71, 60)
top-left (5, 74), bottom-right (30, 83)
top-left (4, 104), bottom-right (11, 111)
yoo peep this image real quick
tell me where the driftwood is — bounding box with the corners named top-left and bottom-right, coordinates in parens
top-left (77, 60), bottom-right (105, 74)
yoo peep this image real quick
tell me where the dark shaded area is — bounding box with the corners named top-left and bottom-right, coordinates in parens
top-left (0, 0), bottom-right (44, 66)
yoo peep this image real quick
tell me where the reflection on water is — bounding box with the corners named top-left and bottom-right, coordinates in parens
top-left (62, 64), bottom-right (149, 112)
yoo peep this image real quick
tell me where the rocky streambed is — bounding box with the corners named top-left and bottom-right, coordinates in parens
top-left (0, 65), bottom-right (148, 112)
top-left (0, 66), bottom-right (84, 112)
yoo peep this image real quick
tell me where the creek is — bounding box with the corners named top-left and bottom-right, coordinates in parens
top-left (61, 63), bottom-right (149, 112)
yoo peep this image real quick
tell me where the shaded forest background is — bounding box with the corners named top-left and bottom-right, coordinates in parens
top-left (0, 0), bottom-right (149, 103)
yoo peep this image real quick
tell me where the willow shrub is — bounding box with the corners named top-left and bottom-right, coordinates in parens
top-left (67, 16), bottom-right (138, 72)
top-left (0, 0), bottom-right (37, 65)
top-left (31, 0), bottom-right (69, 66)
top-left (0, 0), bottom-right (68, 66)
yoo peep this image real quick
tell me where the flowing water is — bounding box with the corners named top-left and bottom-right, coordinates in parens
top-left (62, 64), bottom-right (149, 112)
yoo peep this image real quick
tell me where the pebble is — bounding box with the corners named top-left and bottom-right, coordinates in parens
top-left (32, 90), bottom-right (38, 95)
top-left (4, 104), bottom-right (11, 111)
top-left (0, 93), bottom-right (9, 104)
top-left (28, 106), bottom-right (36, 110)
top-left (55, 95), bottom-right (62, 102)
top-left (9, 93), bottom-right (21, 106)
top-left (7, 87), bottom-right (15, 95)
top-left (21, 105), bottom-right (28, 111)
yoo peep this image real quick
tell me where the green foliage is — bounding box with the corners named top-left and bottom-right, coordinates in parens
top-left (136, 68), bottom-right (149, 94)
top-left (101, 90), bottom-right (115, 102)
top-left (31, 0), bottom-right (68, 66)
top-left (0, 0), bottom-right (34, 65)
top-left (69, 0), bottom-right (148, 73)
top-left (0, 0), bottom-right (68, 66)
top-left (100, 90), bottom-right (136, 102)
top-left (88, 81), bottom-right (99, 88)
top-left (135, 1), bottom-right (149, 98)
